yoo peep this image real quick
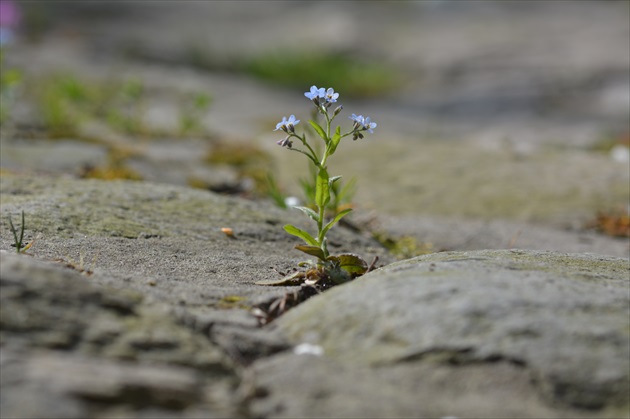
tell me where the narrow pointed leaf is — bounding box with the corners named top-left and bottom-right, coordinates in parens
top-left (330, 126), bottom-right (342, 154)
top-left (283, 224), bottom-right (318, 247)
top-left (293, 206), bottom-right (319, 222)
top-left (295, 245), bottom-right (326, 261)
top-left (315, 167), bottom-right (330, 209)
top-left (321, 208), bottom-right (353, 237)
top-left (308, 120), bottom-right (328, 142)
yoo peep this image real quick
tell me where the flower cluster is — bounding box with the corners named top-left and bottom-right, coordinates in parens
top-left (274, 114), bottom-right (300, 147)
top-left (349, 113), bottom-right (377, 140)
top-left (304, 85), bottom-right (339, 108)
top-left (274, 85), bottom-right (376, 150)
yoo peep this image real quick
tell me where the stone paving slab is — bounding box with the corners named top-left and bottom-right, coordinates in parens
top-left (1, 173), bottom-right (628, 418)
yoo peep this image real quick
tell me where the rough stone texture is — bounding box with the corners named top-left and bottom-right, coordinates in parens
top-left (0, 174), bottom-right (388, 301)
top-left (1, 349), bottom-right (222, 418)
top-left (0, 253), bottom-right (233, 371)
top-left (0, 253), bottom-right (240, 418)
top-left (0, 174), bottom-right (388, 418)
top-left (271, 250), bottom-right (630, 418)
top-left (0, 2), bottom-right (628, 416)
top-left (374, 213), bottom-right (630, 259)
top-left (0, 174), bottom-right (628, 418)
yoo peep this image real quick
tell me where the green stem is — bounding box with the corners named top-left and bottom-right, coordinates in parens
top-left (325, 112), bottom-right (331, 139)
top-left (288, 147), bottom-right (319, 167)
top-left (296, 134), bottom-right (320, 167)
top-left (317, 201), bottom-right (328, 258)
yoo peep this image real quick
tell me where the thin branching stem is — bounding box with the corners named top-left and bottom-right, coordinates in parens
top-left (295, 133), bottom-right (320, 167)
top-left (288, 147), bottom-right (319, 167)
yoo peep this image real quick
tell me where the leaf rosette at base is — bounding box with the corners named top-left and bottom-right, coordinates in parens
top-left (256, 253), bottom-right (368, 287)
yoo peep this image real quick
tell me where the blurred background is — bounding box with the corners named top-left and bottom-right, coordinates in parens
top-left (1, 0), bottom-right (628, 249)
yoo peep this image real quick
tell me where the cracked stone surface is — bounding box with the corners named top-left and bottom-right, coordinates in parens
top-left (1, 1), bottom-right (629, 417)
top-left (1, 174), bottom-right (628, 418)
top-left (269, 250), bottom-right (629, 417)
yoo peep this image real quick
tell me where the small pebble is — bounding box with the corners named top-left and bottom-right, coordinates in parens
top-left (293, 343), bottom-right (324, 356)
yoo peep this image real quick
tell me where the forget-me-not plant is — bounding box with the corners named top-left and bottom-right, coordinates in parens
top-left (260, 85), bottom-right (377, 286)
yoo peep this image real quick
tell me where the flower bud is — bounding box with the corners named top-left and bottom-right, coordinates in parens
top-left (276, 136), bottom-right (293, 148)
top-left (352, 132), bottom-right (364, 141)
top-left (333, 105), bottom-right (343, 117)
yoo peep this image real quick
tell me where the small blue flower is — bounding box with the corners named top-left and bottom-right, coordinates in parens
top-left (363, 116), bottom-right (377, 134)
top-left (324, 88), bottom-right (339, 103)
top-left (304, 85), bottom-right (326, 101)
top-left (349, 114), bottom-right (376, 138)
top-left (349, 113), bottom-right (364, 126)
top-left (274, 115), bottom-right (300, 132)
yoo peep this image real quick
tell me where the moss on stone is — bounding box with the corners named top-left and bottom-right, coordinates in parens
top-left (0, 174), bottom-right (274, 239)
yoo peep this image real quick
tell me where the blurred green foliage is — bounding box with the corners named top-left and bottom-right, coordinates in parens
top-left (38, 75), bottom-right (153, 138)
top-left (0, 50), bottom-right (22, 126)
top-left (39, 74), bottom-right (92, 137)
top-left (244, 51), bottom-right (400, 98)
top-left (204, 140), bottom-right (274, 196)
top-left (178, 92), bottom-right (212, 136)
top-left (371, 231), bottom-right (434, 260)
top-left (5, 68), bottom-right (212, 139)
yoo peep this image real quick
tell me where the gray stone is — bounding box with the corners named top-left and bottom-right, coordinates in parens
top-left (0, 173), bottom-right (390, 418)
top-left (248, 352), bottom-right (422, 419)
top-left (0, 252), bottom-right (232, 372)
top-left (0, 174), bottom-right (388, 304)
top-left (0, 348), bottom-right (239, 419)
top-left (0, 140), bottom-right (109, 175)
top-left (271, 250), bottom-right (630, 417)
top-left (373, 213), bottom-right (630, 259)
top-left (2, 3), bottom-right (628, 415)
top-left (249, 351), bottom-right (566, 418)
top-left (1, 173), bottom-right (629, 417)
top-left (0, 251), bottom-right (242, 417)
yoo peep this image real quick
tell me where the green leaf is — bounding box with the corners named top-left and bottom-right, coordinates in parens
top-left (283, 224), bottom-right (318, 247)
top-left (293, 206), bottom-right (319, 222)
top-left (330, 125), bottom-right (342, 154)
top-left (321, 208), bottom-right (352, 237)
top-left (308, 120), bottom-right (328, 142)
top-left (324, 260), bottom-right (352, 284)
top-left (333, 253), bottom-right (368, 275)
top-left (315, 167), bottom-right (330, 209)
top-left (295, 245), bottom-right (326, 261)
